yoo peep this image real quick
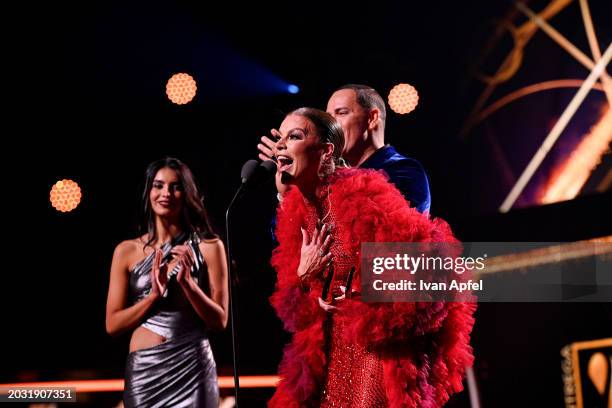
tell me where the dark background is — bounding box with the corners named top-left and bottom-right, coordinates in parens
top-left (7, 0), bottom-right (612, 406)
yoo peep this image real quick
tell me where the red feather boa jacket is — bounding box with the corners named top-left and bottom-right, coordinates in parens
top-left (269, 168), bottom-right (476, 408)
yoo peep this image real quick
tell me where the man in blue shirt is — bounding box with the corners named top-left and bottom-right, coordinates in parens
top-left (326, 84), bottom-right (430, 213)
top-left (258, 84), bottom-right (431, 214)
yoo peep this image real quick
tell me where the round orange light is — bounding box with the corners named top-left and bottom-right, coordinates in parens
top-left (166, 73), bottom-right (197, 105)
top-left (50, 179), bottom-right (82, 213)
top-left (388, 83), bottom-right (419, 115)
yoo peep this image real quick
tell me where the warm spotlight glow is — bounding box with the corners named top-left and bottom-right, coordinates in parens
top-left (166, 73), bottom-right (197, 105)
top-left (50, 179), bottom-right (82, 212)
top-left (0, 376), bottom-right (280, 393)
top-left (388, 83), bottom-right (419, 114)
top-left (538, 107), bottom-right (612, 204)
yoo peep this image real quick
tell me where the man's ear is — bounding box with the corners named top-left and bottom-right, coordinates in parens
top-left (367, 108), bottom-right (380, 131)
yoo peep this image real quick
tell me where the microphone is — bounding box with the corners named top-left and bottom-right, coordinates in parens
top-left (240, 160), bottom-right (259, 184)
top-left (241, 159), bottom-right (276, 187)
top-left (260, 159), bottom-right (277, 176)
top-left (321, 263), bottom-right (334, 302)
top-left (345, 266), bottom-right (355, 299)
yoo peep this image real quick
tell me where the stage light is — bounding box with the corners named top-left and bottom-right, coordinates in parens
top-left (539, 107), bottom-right (612, 204)
top-left (287, 84), bottom-right (299, 94)
top-left (166, 73), bottom-right (197, 105)
top-left (0, 376), bottom-right (281, 392)
top-left (50, 179), bottom-right (82, 213)
top-left (388, 83), bottom-right (419, 115)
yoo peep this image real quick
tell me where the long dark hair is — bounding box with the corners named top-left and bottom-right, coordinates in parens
top-left (140, 157), bottom-right (217, 248)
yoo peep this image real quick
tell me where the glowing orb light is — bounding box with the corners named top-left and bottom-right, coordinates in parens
top-left (388, 83), bottom-right (419, 114)
top-left (50, 179), bottom-right (82, 212)
top-left (166, 73), bottom-right (197, 105)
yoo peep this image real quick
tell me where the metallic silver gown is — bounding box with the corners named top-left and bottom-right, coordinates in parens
top-left (124, 233), bottom-right (219, 408)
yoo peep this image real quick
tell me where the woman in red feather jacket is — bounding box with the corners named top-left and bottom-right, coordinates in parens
top-left (268, 107), bottom-right (476, 408)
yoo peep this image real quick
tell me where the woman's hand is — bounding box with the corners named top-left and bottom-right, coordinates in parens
top-left (257, 129), bottom-right (279, 162)
top-left (260, 129), bottom-right (291, 195)
top-left (171, 244), bottom-right (196, 288)
top-left (297, 224), bottom-right (332, 281)
top-left (318, 286), bottom-right (346, 313)
top-left (150, 249), bottom-right (168, 298)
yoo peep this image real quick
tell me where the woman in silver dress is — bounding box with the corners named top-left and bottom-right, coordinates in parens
top-left (105, 157), bottom-right (228, 407)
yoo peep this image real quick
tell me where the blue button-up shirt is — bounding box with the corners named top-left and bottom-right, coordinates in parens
top-left (360, 145), bottom-right (431, 214)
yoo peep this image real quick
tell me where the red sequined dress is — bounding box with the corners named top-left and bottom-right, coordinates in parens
top-left (301, 190), bottom-right (387, 407)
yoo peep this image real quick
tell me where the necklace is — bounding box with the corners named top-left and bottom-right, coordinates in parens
top-left (317, 184), bottom-right (333, 228)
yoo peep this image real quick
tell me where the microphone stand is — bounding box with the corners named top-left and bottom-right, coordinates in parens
top-left (225, 184), bottom-right (245, 407)
top-left (225, 160), bottom-right (275, 407)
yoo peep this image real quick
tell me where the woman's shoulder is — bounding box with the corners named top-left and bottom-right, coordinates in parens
top-left (198, 237), bottom-right (227, 276)
top-left (332, 167), bottom-right (402, 199)
top-left (113, 236), bottom-right (147, 263)
top-left (334, 166), bottom-right (392, 183)
top-left (199, 236), bottom-right (223, 248)
top-left (198, 237), bottom-right (225, 260)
